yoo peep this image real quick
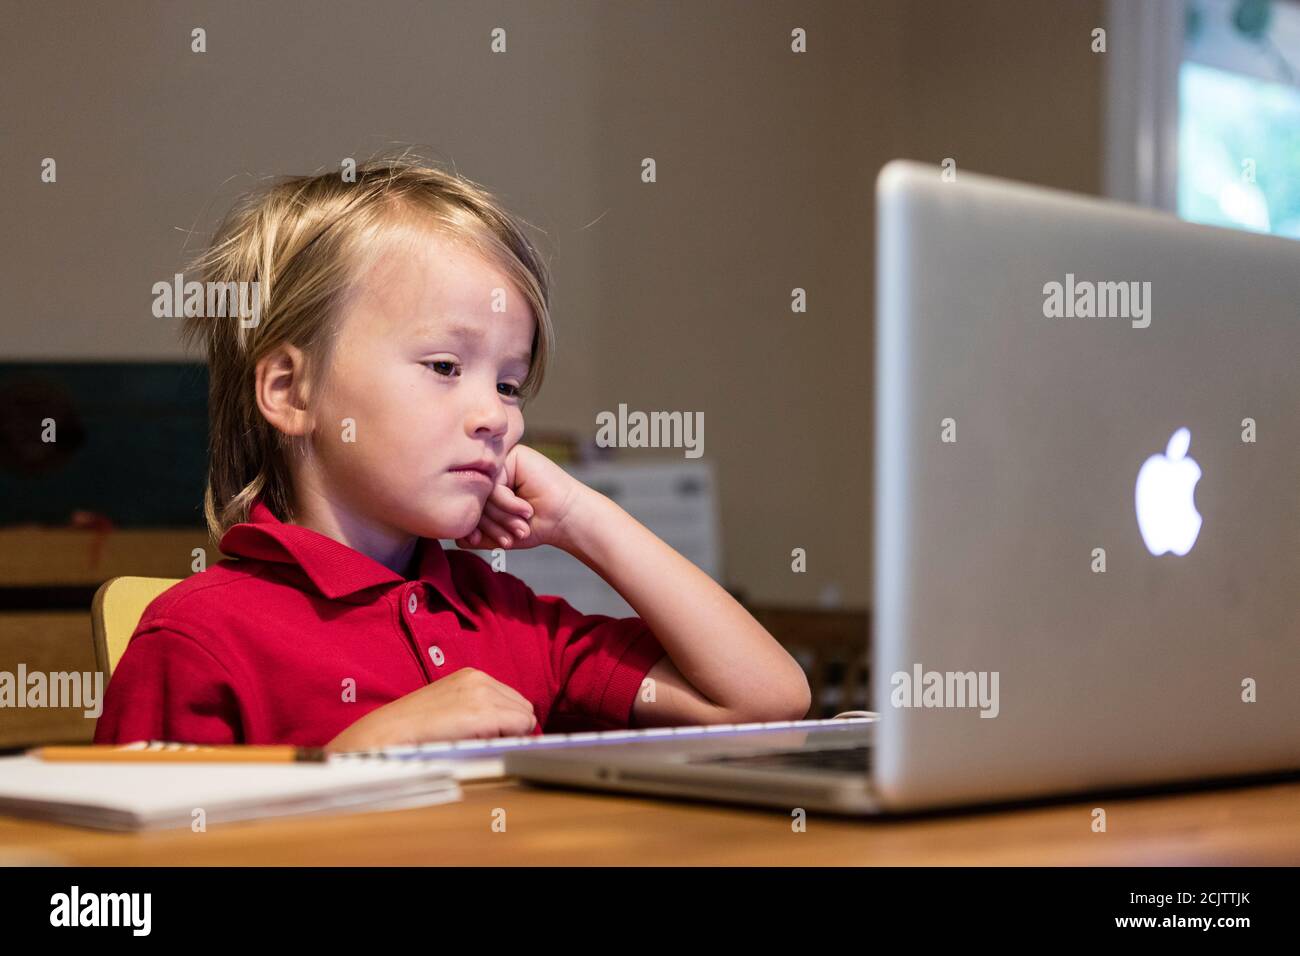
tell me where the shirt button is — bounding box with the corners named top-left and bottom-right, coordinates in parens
top-left (429, 645), bottom-right (445, 667)
top-left (407, 593), bottom-right (419, 614)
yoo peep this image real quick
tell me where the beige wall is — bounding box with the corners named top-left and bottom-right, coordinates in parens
top-left (0, 0), bottom-right (1104, 608)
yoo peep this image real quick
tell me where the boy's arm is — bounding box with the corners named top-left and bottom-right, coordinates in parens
top-left (558, 490), bottom-right (811, 728)
top-left (93, 626), bottom-right (243, 745)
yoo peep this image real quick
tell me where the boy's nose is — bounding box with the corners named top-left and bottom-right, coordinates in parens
top-left (467, 394), bottom-right (509, 437)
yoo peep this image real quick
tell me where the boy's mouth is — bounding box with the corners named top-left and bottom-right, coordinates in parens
top-left (447, 460), bottom-right (498, 483)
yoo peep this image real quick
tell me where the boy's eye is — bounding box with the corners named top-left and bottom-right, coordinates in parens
top-left (425, 361), bottom-right (521, 398)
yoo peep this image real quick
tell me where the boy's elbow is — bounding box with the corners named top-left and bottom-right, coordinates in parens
top-left (731, 667), bottom-right (812, 723)
top-left (781, 662), bottom-right (813, 719)
top-left (781, 671), bottom-right (813, 720)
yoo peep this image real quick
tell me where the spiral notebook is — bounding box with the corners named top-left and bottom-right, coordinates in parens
top-left (0, 754), bottom-right (462, 832)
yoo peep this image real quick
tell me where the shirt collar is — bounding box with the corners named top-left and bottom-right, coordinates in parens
top-left (219, 497), bottom-right (475, 620)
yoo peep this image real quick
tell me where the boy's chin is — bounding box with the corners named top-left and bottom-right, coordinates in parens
top-left (401, 502), bottom-right (484, 542)
top-left (431, 516), bottom-right (487, 544)
top-left (422, 525), bottom-right (479, 544)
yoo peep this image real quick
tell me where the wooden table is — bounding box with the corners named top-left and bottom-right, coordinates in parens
top-left (1, 774), bottom-right (1297, 866)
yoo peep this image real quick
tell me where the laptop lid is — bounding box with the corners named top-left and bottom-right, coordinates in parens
top-left (872, 160), bottom-right (1300, 811)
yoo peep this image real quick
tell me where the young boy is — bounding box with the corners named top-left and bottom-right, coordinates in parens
top-left (93, 157), bottom-right (810, 751)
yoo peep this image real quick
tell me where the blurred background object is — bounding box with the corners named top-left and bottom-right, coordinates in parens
top-left (1108, 0), bottom-right (1300, 236)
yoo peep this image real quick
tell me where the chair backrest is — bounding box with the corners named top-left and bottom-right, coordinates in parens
top-left (91, 576), bottom-right (181, 678)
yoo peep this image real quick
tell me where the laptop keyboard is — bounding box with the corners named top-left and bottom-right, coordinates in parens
top-left (693, 744), bottom-right (872, 775)
top-left (331, 716), bottom-right (876, 760)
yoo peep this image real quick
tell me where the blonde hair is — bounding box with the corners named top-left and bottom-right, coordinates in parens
top-left (181, 154), bottom-right (555, 542)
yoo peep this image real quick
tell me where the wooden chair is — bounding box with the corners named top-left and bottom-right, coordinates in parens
top-left (90, 576), bottom-right (180, 678)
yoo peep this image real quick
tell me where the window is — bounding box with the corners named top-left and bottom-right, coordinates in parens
top-left (1106, 0), bottom-right (1300, 239)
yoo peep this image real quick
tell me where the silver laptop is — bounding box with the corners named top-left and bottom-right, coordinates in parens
top-left (505, 160), bottom-right (1300, 814)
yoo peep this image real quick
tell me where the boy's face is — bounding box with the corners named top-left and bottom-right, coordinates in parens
top-left (303, 224), bottom-right (534, 543)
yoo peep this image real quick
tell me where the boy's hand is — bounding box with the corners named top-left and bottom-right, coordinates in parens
top-left (454, 443), bottom-right (593, 554)
top-left (323, 668), bottom-right (537, 752)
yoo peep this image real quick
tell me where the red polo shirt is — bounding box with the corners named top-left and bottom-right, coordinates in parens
top-left (93, 497), bottom-right (666, 747)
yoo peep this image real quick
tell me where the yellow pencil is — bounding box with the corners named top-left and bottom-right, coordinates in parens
top-left (30, 742), bottom-right (327, 763)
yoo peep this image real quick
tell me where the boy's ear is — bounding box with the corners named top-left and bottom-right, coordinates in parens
top-left (254, 343), bottom-right (316, 439)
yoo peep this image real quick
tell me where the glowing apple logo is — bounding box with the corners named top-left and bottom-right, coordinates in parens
top-left (1135, 427), bottom-right (1202, 556)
